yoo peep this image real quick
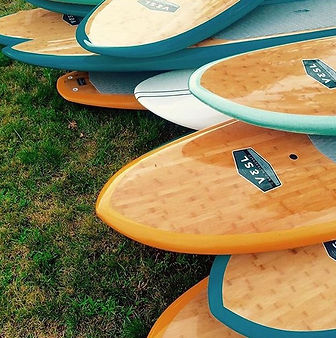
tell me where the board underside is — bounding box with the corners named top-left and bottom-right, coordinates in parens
top-left (79, 0), bottom-right (262, 57)
top-left (96, 120), bottom-right (336, 254)
top-left (134, 69), bottom-right (229, 130)
top-left (191, 36), bottom-right (336, 135)
top-left (148, 278), bottom-right (243, 337)
top-left (48, 0), bottom-right (98, 6)
top-left (2, 0), bottom-right (336, 71)
top-left (209, 244), bottom-right (336, 336)
top-left (57, 71), bottom-right (146, 109)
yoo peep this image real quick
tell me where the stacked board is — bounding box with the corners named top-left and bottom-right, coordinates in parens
top-left (189, 36), bottom-right (336, 135)
top-left (57, 71), bottom-right (160, 109)
top-left (2, 0), bottom-right (336, 71)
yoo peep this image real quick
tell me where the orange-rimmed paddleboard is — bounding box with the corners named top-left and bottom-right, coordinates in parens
top-left (149, 277), bottom-right (244, 337)
top-left (189, 37), bottom-right (336, 136)
top-left (57, 71), bottom-right (159, 110)
top-left (96, 120), bottom-right (336, 254)
top-left (209, 242), bottom-right (336, 337)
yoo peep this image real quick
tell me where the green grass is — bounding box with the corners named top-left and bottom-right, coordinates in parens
top-left (0, 4), bottom-right (213, 337)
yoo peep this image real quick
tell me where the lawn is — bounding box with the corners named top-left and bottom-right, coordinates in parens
top-left (0, 1), bottom-right (213, 337)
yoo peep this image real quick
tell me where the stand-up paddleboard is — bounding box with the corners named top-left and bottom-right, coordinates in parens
top-left (3, 1), bottom-right (336, 72)
top-left (96, 120), bottom-right (336, 255)
top-left (134, 70), bottom-right (230, 130)
top-left (148, 278), bottom-right (244, 337)
top-left (209, 243), bottom-right (336, 337)
top-left (0, 0), bottom-right (336, 71)
top-left (77, 0), bottom-right (263, 58)
top-left (190, 37), bottom-right (336, 136)
top-left (0, 9), bottom-right (83, 47)
top-left (26, 0), bottom-right (92, 16)
top-left (57, 71), bottom-right (160, 109)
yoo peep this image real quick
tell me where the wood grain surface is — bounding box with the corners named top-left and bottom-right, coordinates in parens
top-left (224, 243), bottom-right (336, 331)
top-left (103, 120), bottom-right (336, 235)
top-left (200, 37), bottom-right (336, 115)
top-left (85, 0), bottom-right (238, 47)
top-left (149, 278), bottom-right (243, 337)
top-left (0, 9), bottom-right (92, 55)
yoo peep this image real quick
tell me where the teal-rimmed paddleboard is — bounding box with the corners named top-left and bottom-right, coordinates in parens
top-left (76, 0), bottom-right (263, 58)
top-left (3, 1), bottom-right (336, 72)
top-left (209, 245), bottom-right (336, 337)
top-left (189, 36), bottom-right (336, 136)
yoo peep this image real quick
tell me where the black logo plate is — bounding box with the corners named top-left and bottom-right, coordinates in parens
top-left (138, 0), bottom-right (179, 12)
top-left (63, 14), bottom-right (82, 26)
top-left (302, 59), bottom-right (336, 89)
top-left (233, 148), bottom-right (281, 193)
top-left (324, 240), bottom-right (336, 261)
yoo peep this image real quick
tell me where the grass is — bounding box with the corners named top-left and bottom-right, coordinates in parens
top-left (0, 3), bottom-right (213, 337)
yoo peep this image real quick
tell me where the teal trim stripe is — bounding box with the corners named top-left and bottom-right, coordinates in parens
top-left (209, 256), bottom-right (336, 337)
top-left (76, 0), bottom-right (263, 58)
top-left (26, 0), bottom-right (93, 16)
top-left (189, 42), bottom-right (336, 136)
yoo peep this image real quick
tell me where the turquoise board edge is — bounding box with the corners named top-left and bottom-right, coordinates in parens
top-left (3, 27), bottom-right (336, 72)
top-left (26, 0), bottom-right (93, 16)
top-left (208, 255), bottom-right (336, 337)
top-left (188, 41), bottom-right (336, 137)
top-left (76, 0), bottom-right (264, 58)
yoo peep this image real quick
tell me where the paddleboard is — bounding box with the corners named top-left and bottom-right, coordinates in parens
top-left (134, 69), bottom-right (230, 130)
top-left (96, 120), bottom-right (336, 255)
top-left (190, 37), bottom-right (336, 136)
top-left (76, 0), bottom-right (262, 58)
top-left (209, 243), bottom-right (336, 337)
top-left (3, 1), bottom-right (336, 71)
top-left (57, 71), bottom-right (160, 109)
top-left (26, 0), bottom-right (93, 16)
top-left (148, 277), bottom-right (244, 337)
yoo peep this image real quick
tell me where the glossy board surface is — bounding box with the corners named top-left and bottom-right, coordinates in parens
top-left (78, 0), bottom-right (262, 57)
top-left (149, 278), bottom-right (243, 337)
top-left (2, 1), bottom-right (336, 71)
top-left (209, 244), bottom-right (336, 336)
top-left (96, 120), bottom-right (336, 254)
top-left (190, 37), bottom-right (336, 135)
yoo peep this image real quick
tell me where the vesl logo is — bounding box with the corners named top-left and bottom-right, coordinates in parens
top-left (138, 0), bottom-right (179, 12)
top-left (232, 148), bottom-right (281, 193)
top-left (302, 59), bottom-right (336, 89)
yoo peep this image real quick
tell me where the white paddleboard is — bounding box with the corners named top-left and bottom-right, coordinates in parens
top-left (134, 69), bottom-right (229, 130)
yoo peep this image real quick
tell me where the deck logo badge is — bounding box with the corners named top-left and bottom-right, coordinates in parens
top-left (138, 0), bottom-right (179, 12)
top-left (63, 14), bottom-right (82, 26)
top-left (302, 59), bottom-right (336, 89)
top-left (233, 148), bottom-right (281, 193)
top-left (324, 240), bottom-right (336, 261)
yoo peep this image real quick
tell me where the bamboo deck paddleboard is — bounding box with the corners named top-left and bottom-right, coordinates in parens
top-left (96, 120), bottom-right (336, 254)
top-left (0, 9), bottom-right (83, 46)
top-left (76, 0), bottom-right (263, 58)
top-left (3, 1), bottom-right (336, 71)
top-left (190, 37), bottom-right (336, 136)
top-left (57, 71), bottom-right (159, 109)
top-left (134, 70), bottom-right (230, 130)
top-left (209, 243), bottom-right (336, 337)
top-left (26, 0), bottom-right (93, 16)
top-left (148, 278), bottom-right (244, 337)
